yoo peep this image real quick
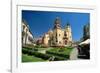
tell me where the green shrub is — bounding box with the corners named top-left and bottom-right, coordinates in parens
top-left (22, 47), bottom-right (72, 61)
top-left (46, 50), bottom-right (69, 58)
top-left (22, 48), bottom-right (51, 60)
top-left (34, 48), bottom-right (38, 51)
top-left (46, 47), bottom-right (73, 59)
top-left (54, 56), bottom-right (66, 61)
top-left (34, 45), bottom-right (42, 48)
top-left (22, 48), bottom-right (28, 54)
top-left (22, 47), bottom-right (33, 50)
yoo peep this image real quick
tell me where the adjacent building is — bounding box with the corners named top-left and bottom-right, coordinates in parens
top-left (22, 20), bottom-right (34, 46)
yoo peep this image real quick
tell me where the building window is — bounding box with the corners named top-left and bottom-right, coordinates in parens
top-left (56, 39), bottom-right (58, 42)
top-left (65, 40), bottom-right (67, 45)
top-left (28, 36), bottom-right (33, 43)
top-left (64, 31), bottom-right (67, 36)
top-left (23, 25), bottom-right (25, 30)
top-left (59, 41), bottom-right (61, 44)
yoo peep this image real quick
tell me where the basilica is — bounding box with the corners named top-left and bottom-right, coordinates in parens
top-left (42, 17), bottom-right (72, 47)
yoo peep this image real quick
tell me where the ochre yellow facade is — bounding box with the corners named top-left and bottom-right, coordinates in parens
top-left (42, 33), bottom-right (50, 46)
top-left (53, 28), bottom-right (64, 46)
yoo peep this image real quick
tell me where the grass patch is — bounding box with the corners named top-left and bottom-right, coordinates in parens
top-left (22, 54), bottom-right (45, 62)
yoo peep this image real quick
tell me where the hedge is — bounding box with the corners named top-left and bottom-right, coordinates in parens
top-left (22, 48), bottom-right (51, 60)
top-left (46, 51), bottom-right (69, 58)
top-left (46, 47), bottom-right (73, 59)
top-left (22, 47), bottom-right (33, 50)
top-left (22, 48), bottom-right (68, 61)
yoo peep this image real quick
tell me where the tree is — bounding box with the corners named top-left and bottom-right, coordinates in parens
top-left (83, 23), bottom-right (90, 41)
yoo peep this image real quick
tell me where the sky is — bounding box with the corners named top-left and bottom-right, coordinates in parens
top-left (22, 10), bottom-right (90, 41)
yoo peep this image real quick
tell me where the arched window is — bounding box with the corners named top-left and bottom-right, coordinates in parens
top-left (59, 34), bottom-right (60, 36)
top-left (64, 31), bottom-right (67, 36)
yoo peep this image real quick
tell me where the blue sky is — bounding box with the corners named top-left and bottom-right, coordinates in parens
top-left (22, 10), bottom-right (90, 41)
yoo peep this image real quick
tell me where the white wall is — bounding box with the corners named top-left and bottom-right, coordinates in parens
top-left (18, 0), bottom-right (96, 6)
top-left (0, 0), bottom-right (100, 73)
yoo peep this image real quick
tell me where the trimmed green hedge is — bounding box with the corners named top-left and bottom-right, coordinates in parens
top-left (46, 47), bottom-right (73, 59)
top-left (22, 48), bottom-right (51, 60)
top-left (22, 47), bottom-right (33, 50)
top-left (46, 51), bottom-right (69, 58)
top-left (22, 48), bottom-right (68, 61)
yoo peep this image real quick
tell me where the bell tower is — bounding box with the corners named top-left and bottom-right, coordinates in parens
top-left (64, 22), bottom-right (72, 45)
top-left (54, 17), bottom-right (61, 29)
top-left (53, 17), bottom-right (64, 46)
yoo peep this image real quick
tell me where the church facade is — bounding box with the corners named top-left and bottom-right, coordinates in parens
top-left (42, 17), bottom-right (72, 47)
